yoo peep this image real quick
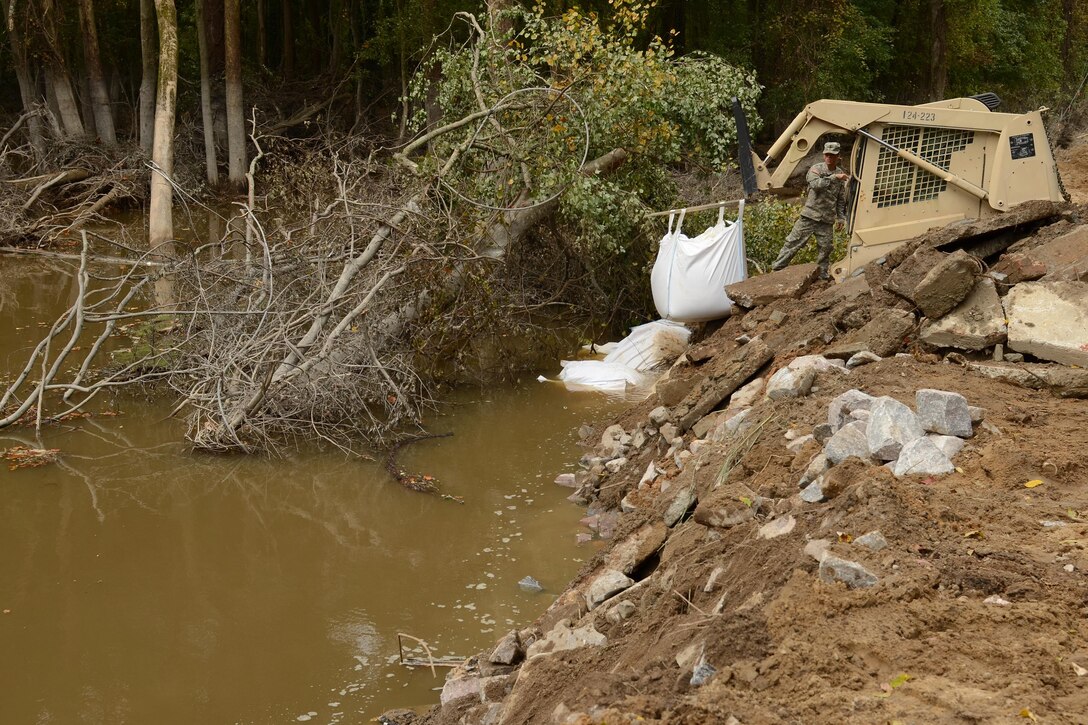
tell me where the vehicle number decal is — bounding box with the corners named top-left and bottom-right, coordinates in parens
top-left (902, 110), bottom-right (937, 122)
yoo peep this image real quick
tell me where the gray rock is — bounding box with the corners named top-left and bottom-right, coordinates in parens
top-left (1004, 352), bottom-right (1024, 363)
top-left (867, 396), bottom-right (925, 460)
top-left (604, 457), bottom-right (628, 473)
top-left (892, 437), bottom-right (955, 477)
top-left (619, 494), bottom-right (638, 513)
top-left (604, 600), bottom-right (636, 625)
top-left (554, 473), bottom-right (577, 488)
top-left (758, 515), bottom-right (797, 539)
top-left (489, 630), bottom-right (523, 665)
top-left (827, 389), bottom-right (875, 430)
top-left (723, 408), bottom-right (753, 436)
top-left (824, 424), bottom-right (871, 465)
top-left (584, 569), bottom-right (635, 610)
top-left (692, 410), bottom-right (730, 439)
top-left (819, 554), bottom-right (879, 588)
top-left (786, 434), bottom-right (815, 455)
top-left (800, 453), bottom-right (830, 487)
top-left (631, 428), bottom-right (647, 449)
top-left (993, 343), bottom-right (1004, 362)
top-left (804, 538), bottom-right (831, 561)
top-left (800, 477), bottom-right (826, 503)
top-left (813, 423), bottom-right (835, 444)
top-left (766, 366), bottom-right (816, 400)
top-left (847, 351), bottom-right (882, 368)
top-left (518, 576), bottom-right (544, 593)
top-left (916, 389), bottom-right (973, 438)
top-left (728, 377), bottom-right (765, 409)
top-left (664, 487), bottom-right (697, 527)
top-left (919, 277), bottom-right (1007, 351)
top-left (690, 662), bottom-right (717, 687)
top-left (1005, 281), bottom-right (1088, 366)
top-left (526, 619), bottom-right (606, 659)
top-left (968, 405), bottom-right (985, 423)
top-left (659, 422), bottom-right (679, 442)
top-left (854, 531), bottom-right (888, 551)
top-left (440, 670), bottom-right (482, 706)
top-left (928, 434), bottom-right (965, 459)
top-left (648, 406), bottom-right (672, 425)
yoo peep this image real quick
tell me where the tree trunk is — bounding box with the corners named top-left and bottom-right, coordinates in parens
top-left (77, 0), bottom-right (117, 144)
top-left (282, 0), bottom-right (295, 80)
top-left (149, 0), bottom-right (178, 257)
top-left (224, 0), bottom-right (247, 189)
top-left (79, 76), bottom-right (99, 138)
top-left (257, 0), bottom-right (268, 68)
top-left (139, 0), bottom-right (157, 153)
top-left (0, 0), bottom-right (47, 156)
top-left (46, 67), bottom-right (85, 138)
top-left (929, 0), bottom-right (948, 101)
top-left (40, 0), bottom-right (85, 138)
top-left (196, 0), bottom-right (219, 185)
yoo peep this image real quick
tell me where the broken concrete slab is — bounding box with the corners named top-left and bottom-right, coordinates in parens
top-left (967, 362), bottom-right (1088, 398)
top-left (919, 277), bottom-right (1007, 351)
top-left (991, 252), bottom-right (1047, 285)
top-left (1032, 224), bottom-right (1088, 282)
top-left (913, 250), bottom-right (979, 319)
top-left (676, 339), bottom-right (775, 432)
top-left (726, 264), bottom-right (819, 308)
top-left (884, 245), bottom-right (947, 301)
top-left (584, 569), bottom-right (636, 610)
top-left (824, 308), bottom-right (916, 358)
top-left (605, 522), bottom-right (668, 576)
top-left (1005, 281), bottom-right (1088, 367)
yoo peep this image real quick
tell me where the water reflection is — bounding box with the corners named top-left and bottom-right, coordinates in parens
top-left (0, 257), bottom-right (618, 723)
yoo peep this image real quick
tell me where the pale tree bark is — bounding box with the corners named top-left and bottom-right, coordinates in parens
top-left (139, 0), bottom-right (157, 153)
top-left (149, 0), bottom-right (178, 258)
top-left (224, 0), bottom-right (246, 189)
top-left (196, 0), bottom-right (219, 185)
top-left (77, 0), bottom-right (116, 144)
top-left (40, 0), bottom-right (85, 137)
top-left (0, 0), bottom-right (47, 156)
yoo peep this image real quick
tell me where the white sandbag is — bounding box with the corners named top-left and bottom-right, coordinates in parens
top-left (650, 201), bottom-right (748, 322)
top-left (603, 320), bottom-right (691, 371)
top-left (557, 360), bottom-right (651, 394)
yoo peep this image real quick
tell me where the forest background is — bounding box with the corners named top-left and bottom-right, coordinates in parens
top-left (0, 0), bottom-right (1086, 454)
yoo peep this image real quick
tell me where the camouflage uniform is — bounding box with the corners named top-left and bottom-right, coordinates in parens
top-left (772, 161), bottom-right (848, 277)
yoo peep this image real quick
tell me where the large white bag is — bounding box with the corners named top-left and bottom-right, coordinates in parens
top-left (650, 201), bottom-right (748, 322)
top-left (602, 320), bottom-right (691, 371)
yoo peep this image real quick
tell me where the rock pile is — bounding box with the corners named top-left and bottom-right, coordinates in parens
top-left (798, 386), bottom-right (980, 503)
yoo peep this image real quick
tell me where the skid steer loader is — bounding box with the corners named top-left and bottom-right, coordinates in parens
top-left (733, 94), bottom-right (1069, 277)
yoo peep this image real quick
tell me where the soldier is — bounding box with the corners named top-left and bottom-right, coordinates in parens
top-left (771, 141), bottom-right (849, 279)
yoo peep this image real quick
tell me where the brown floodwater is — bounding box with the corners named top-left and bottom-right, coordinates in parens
top-left (0, 256), bottom-right (619, 723)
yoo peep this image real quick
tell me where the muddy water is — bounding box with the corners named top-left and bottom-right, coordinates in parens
top-left (0, 257), bottom-right (618, 723)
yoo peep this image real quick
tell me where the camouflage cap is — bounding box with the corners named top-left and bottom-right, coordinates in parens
top-left (823, 142), bottom-right (841, 155)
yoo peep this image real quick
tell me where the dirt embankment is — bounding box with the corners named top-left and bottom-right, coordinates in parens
top-left (400, 147), bottom-right (1088, 725)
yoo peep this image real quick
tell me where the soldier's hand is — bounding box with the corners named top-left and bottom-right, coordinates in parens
top-left (834, 172), bottom-right (848, 181)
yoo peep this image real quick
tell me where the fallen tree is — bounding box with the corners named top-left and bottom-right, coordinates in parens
top-left (0, 2), bottom-right (762, 453)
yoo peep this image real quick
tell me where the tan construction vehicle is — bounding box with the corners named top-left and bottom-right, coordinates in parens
top-left (733, 94), bottom-right (1069, 277)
